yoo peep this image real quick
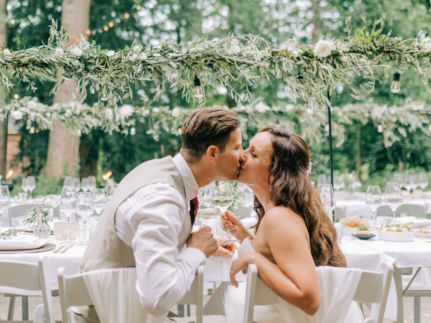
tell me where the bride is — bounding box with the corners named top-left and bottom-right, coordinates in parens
top-left (210, 125), bottom-right (362, 322)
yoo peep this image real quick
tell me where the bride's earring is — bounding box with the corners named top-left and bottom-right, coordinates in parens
top-left (269, 180), bottom-right (273, 192)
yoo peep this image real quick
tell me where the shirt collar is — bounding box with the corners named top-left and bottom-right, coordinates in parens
top-left (173, 153), bottom-right (199, 201)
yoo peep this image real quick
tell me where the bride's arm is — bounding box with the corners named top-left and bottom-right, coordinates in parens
top-left (229, 208), bottom-right (320, 316)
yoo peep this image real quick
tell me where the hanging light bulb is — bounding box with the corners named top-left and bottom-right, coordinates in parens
top-left (14, 94), bottom-right (19, 99)
top-left (85, 29), bottom-right (91, 36)
top-left (137, 5), bottom-right (142, 10)
top-left (194, 75), bottom-right (204, 99)
top-left (130, 126), bottom-right (136, 135)
top-left (77, 129), bottom-right (82, 136)
top-left (29, 125), bottom-right (35, 134)
top-left (378, 122), bottom-right (383, 133)
top-left (103, 26), bottom-right (109, 31)
top-left (391, 72), bottom-right (401, 93)
top-left (108, 21), bottom-right (114, 28)
top-left (325, 124), bottom-right (329, 132)
top-left (124, 13), bottom-right (130, 19)
top-left (101, 90), bottom-right (109, 101)
top-left (178, 128), bottom-right (182, 135)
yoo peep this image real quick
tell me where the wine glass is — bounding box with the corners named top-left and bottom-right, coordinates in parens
top-left (393, 173), bottom-right (403, 184)
top-left (81, 178), bottom-right (90, 192)
top-left (418, 172), bottom-right (428, 190)
top-left (211, 181), bottom-right (240, 244)
top-left (365, 186), bottom-right (383, 230)
top-left (63, 176), bottom-right (73, 188)
top-left (408, 175), bottom-right (418, 193)
top-left (105, 184), bottom-right (115, 201)
top-left (385, 182), bottom-right (403, 219)
top-left (27, 176), bottom-right (36, 200)
top-left (76, 192), bottom-right (94, 245)
top-left (21, 178), bottom-right (29, 199)
top-left (318, 184), bottom-right (335, 222)
top-left (73, 178), bottom-right (80, 191)
top-left (317, 174), bottom-right (327, 186)
top-left (196, 185), bottom-right (217, 227)
top-left (88, 176), bottom-right (97, 192)
top-left (0, 186), bottom-right (10, 232)
top-left (93, 189), bottom-right (107, 217)
top-left (333, 176), bottom-right (344, 191)
top-left (59, 187), bottom-right (77, 245)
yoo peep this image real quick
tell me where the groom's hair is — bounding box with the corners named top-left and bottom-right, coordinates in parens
top-left (180, 107), bottom-right (240, 162)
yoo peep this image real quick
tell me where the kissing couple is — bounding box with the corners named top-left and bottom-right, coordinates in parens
top-left (81, 106), bottom-right (361, 322)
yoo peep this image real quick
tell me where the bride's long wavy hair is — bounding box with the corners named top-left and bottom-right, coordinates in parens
top-left (253, 126), bottom-right (346, 268)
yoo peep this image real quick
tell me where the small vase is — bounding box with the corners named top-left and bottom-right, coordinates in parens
top-left (33, 214), bottom-right (50, 239)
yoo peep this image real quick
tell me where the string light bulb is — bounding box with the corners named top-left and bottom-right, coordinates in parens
top-left (194, 75), bottom-right (204, 99)
top-left (325, 124), bottom-right (329, 132)
top-left (103, 26), bottom-right (109, 31)
top-left (29, 125), bottom-right (35, 134)
top-left (378, 122), bottom-right (383, 133)
top-left (124, 13), bottom-right (130, 19)
top-left (391, 72), bottom-right (401, 93)
top-left (14, 94), bottom-right (19, 99)
top-left (85, 30), bottom-right (91, 35)
top-left (77, 129), bottom-right (82, 137)
top-left (130, 126), bottom-right (136, 135)
top-left (137, 5), bottom-right (141, 10)
top-left (178, 128), bottom-right (182, 135)
top-left (108, 21), bottom-right (114, 28)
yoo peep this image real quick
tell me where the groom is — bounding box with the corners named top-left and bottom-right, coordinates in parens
top-left (82, 106), bottom-right (242, 320)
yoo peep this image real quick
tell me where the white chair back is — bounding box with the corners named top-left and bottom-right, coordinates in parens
top-left (396, 203), bottom-right (428, 217)
top-left (375, 205), bottom-right (393, 217)
top-left (58, 265), bottom-right (204, 323)
top-left (244, 262), bottom-right (393, 323)
top-left (345, 205), bottom-right (373, 218)
top-left (334, 206), bottom-right (346, 222)
top-left (0, 256), bottom-right (55, 323)
top-left (7, 204), bottom-right (35, 227)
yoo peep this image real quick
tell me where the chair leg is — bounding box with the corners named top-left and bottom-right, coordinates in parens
top-left (413, 297), bottom-right (420, 323)
top-left (7, 296), bottom-right (15, 320)
top-left (178, 304), bottom-right (185, 317)
top-left (358, 302), bottom-right (364, 315)
top-left (187, 305), bottom-right (191, 317)
top-left (22, 296), bottom-right (29, 320)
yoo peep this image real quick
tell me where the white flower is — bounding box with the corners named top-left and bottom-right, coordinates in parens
top-left (72, 47), bottom-right (83, 57)
top-left (28, 101), bottom-right (37, 109)
top-left (152, 108), bottom-right (160, 113)
top-left (255, 102), bottom-right (269, 113)
top-left (227, 44), bottom-right (241, 55)
top-left (106, 50), bottom-right (115, 57)
top-left (307, 160), bottom-right (312, 175)
top-left (133, 46), bottom-right (140, 52)
top-left (2, 49), bottom-right (10, 55)
top-left (129, 54), bottom-right (138, 61)
top-left (10, 110), bottom-right (23, 120)
top-left (313, 40), bottom-right (335, 58)
top-left (120, 105), bottom-right (134, 118)
top-left (285, 104), bottom-right (294, 111)
top-left (172, 107), bottom-right (181, 117)
top-left (139, 53), bottom-right (147, 60)
top-left (54, 48), bottom-right (64, 55)
top-left (50, 198), bottom-right (57, 208)
top-left (104, 108), bottom-right (113, 119)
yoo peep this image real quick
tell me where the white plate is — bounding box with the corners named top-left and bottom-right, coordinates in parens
top-left (378, 231), bottom-right (415, 242)
top-left (0, 239), bottom-right (47, 250)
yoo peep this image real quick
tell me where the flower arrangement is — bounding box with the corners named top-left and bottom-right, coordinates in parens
top-left (1, 228), bottom-right (17, 240)
top-left (23, 196), bottom-right (57, 228)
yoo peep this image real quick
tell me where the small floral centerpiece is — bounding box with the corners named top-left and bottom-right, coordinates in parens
top-left (1, 228), bottom-right (17, 240)
top-left (23, 196), bottom-right (57, 239)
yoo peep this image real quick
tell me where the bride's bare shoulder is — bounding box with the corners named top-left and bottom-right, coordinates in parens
top-left (262, 206), bottom-right (306, 231)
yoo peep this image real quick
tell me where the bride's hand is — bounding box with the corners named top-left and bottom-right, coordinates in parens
top-left (220, 210), bottom-right (248, 240)
top-left (229, 252), bottom-right (259, 288)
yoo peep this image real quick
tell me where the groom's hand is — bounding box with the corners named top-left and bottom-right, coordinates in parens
top-left (187, 226), bottom-right (218, 258)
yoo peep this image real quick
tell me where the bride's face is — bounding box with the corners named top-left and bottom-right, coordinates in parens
top-left (237, 132), bottom-right (273, 187)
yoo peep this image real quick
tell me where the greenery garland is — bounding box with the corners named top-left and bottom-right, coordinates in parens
top-left (2, 19), bottom-right (431, 109)
top-left (2, 96), bottom-right (430, 147)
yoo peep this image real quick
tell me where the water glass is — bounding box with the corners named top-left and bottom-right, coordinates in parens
top-left (418, 172), bottom-right (428, 190)
top-left (76, 192), bottom-right (94, 245)
top-left (365, 186), bottom-right (383, 228)
top-left (93, 189), bottom-right (107, 217)
top-left (63, 176), bottom-right (73, 188)
top-left (81, 178), bottom-right (90, 192)
top-left (60, 187), bottom-right (77, 245)
top-left (334, 223), bottom-right (343, 245)
top-left (88, 176), bottom-right (97, 192)
top-left (317, 174), bottom-right (327, 186)
top-left (385, 182), bottom-right (403, 219)
top-left (318, 184), bottom-right (335, 222)
top-left (73, 178), bottom-right (80, 191)
top-left (408, 175), bottom-right (418, 193)
top-left (0, 186), bottom-right (10, 232)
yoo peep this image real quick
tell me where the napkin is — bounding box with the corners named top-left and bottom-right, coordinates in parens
top-left (0, 235), bottom-right (40, 249)
top-left (398, 219), bottom-right (431, 228)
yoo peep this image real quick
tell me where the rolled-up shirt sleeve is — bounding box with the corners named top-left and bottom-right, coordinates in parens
top-left (118, 184), bottom-right (206, 317)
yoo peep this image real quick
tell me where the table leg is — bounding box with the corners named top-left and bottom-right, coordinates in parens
top-left (393, 267), bottom-right (404, 323)
top-left (22, 296), bottom-right (29, 320)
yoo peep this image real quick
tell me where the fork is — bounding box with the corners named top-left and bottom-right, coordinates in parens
top-left (60, 245), bottom-right (74, 253)
top-left (53, 246), bottom-right (66, 253)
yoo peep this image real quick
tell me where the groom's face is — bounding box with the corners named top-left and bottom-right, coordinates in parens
top-left (216, 127), bottom-right (243, 181)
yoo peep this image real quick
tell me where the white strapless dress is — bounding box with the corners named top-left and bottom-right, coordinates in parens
top-left (205, 238), bottom-right (364, 323)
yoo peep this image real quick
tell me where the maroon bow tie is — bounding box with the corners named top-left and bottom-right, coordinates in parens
top-left (189, 197), bottom-right (198, 228)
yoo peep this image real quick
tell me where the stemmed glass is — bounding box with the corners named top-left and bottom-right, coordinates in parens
top-left (27, 176), bottom-right (36, 200)
top-left (81, 178), bottom-right (90, 192)
top-left (385, 182), bottom-right (403, 220)
top-left (59, 187), bottom-right (77, 245)
top-left (21, 178), bottom-right (29, 200)
top-left (93, 189), bottom-right (107, 217)
top-left (365, 186), bottom-right (383, 230)
top-left (88, 176), bottom-right (97, 192)
top-left (196, 185), bottom-right (217, 227)
top-left (393, 173), bottom-right (403, 185)
top-left (317, 174), bottom-right (327, 186)
top-left (105, 184), bottom-right (115, 201)
top-left (333, 176), bottom-right (344, 191)
top-left (408, 175), bottom-right (418, 193)
top-left (63, 176), bottom-right (73, 188)
top-left (318, 184), bottom-right (335, 222)
top-left (211, 181), bottom-right (240, 244)
top-left (0, 186), bottom-right (10, 232)
top-left (418, 172), bottom-right (428, 190)
top-left (76, 192), bottom-right (94, 245)
top-left (73, 178), bottom-right (80, 191)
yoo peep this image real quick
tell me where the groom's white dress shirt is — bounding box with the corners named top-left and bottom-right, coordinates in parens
top-left (115, 153), bottom-right (206, 317)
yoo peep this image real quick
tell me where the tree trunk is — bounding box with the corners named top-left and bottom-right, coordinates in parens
top-left (356, 126), bottom-right (362, 180)
top-left (311, 0), bottom-right (320, 45)
top-left (0, 0), bottom-right (7, 179)
top-left (45, 0), bottom-right (91, 180)
top-left (79, 142), bottom-right (97, 178)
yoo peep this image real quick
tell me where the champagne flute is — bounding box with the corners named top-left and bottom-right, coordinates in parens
top-left (81, 178), bottom-right (90, 192)
top-left (0, 186), bottom-right (10, 232)
top-left (76, 192), bottom-right (94, 245)
top-left (196, 185), bottom-right (217, 227)
top-left (211, 181), bottom-right (240, 244)
top-left (93, 189), bottom-right (106, 217)
top-left (59, 187), bottom-right (77, 245)
top-left (365, 186), bottom-right (383, 230)
top-left (385, 182), bottom-right (403, 220)
top-left (73, 178), bottom-right (80, 191)
top-left (27, 176), bottom-right (36, 200)
top-left (318, 184), bottom-right (335, 222)
top-left (21, 178), bottom-right (29, 199)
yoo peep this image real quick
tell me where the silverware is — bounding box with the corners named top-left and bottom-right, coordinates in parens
top-left (53, 246), bottom-right (66, 253)
top-left (60, 245), bottom-right (74, 253)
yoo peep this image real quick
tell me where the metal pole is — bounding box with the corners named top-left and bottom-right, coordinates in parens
top-left (3, 113), bottom-right (8, 183)
top-left (327, 92), bottom-right (334, 189)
